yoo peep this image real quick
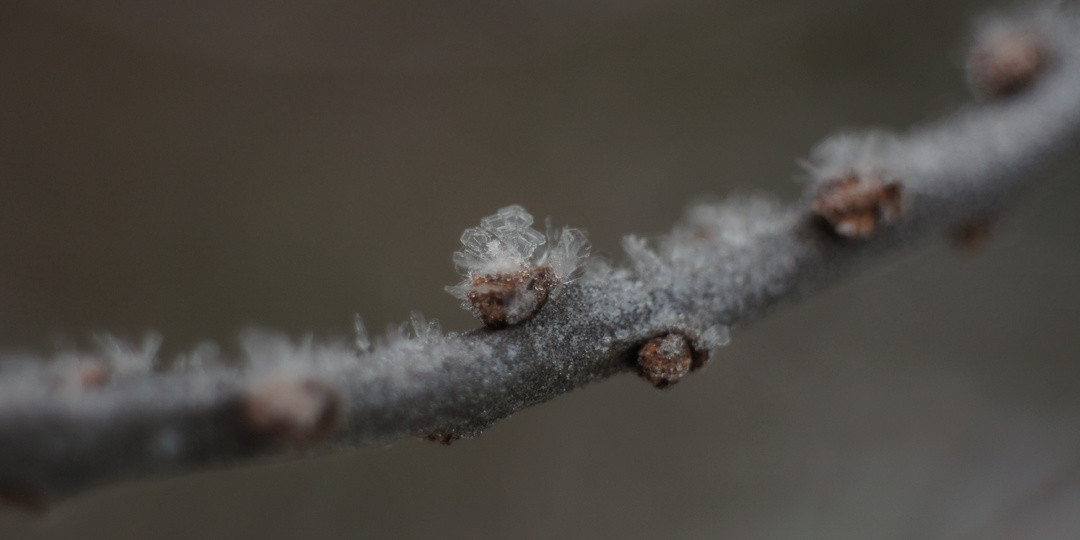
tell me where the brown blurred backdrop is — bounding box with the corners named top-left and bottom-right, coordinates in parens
top-left (2, 1), bottom-right (1080, 538)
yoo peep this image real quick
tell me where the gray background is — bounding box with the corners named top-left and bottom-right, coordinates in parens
top-left (2, 0), bottom-right (1080, 538)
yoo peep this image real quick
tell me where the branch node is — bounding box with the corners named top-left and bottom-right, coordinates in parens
top-left (636, 333), bottom-right (705, 389)
top-left (811, 171), bottom-right (904, 239)
top-left (464, 266), bottom-right (556, 328)
top-left (968, 24), bottom-right (1049, 100)
top-left (447, 205), bottom-right (589, 327)
top-left (242, 376), bottom-right (341, 445)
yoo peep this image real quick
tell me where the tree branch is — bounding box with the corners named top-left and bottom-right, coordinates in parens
top-left (2, 4), bottom-right (1080, 511)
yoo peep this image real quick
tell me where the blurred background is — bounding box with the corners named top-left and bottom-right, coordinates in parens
top-left (2, 0), bottom-right (1080, 538)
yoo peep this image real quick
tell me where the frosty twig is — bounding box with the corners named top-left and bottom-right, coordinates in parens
top-left (2, 4), bottom-right (1080, 511)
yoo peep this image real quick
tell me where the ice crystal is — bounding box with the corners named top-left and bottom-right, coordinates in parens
top-left (801, 132), bottom-right (900, 188)
top-left (622, 235), bottom-right (665, 275)
top-left (540, 223), bottom-right (591, 285)
top-left (352, 314), bottom-right (371, 353)
top-left (95, 333), bottom-right (162, 374)
top-left (699, 325), bottom-right (732, 349)
top-left (447, 205), bottom-right (590, 327)
top-left (408, 311), bottom-right (442, 342)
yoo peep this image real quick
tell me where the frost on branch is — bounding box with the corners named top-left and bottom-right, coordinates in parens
top-left (811, 172), bottom-right (904, 239)
top-left (0, 333), bottom-right (162, 399)
top-left (802, 134), bottom-right (906, 239)
top-left (967, 8), bottom-right (1058, 100)
top-left (1, 1), bottom-right (1080, 513)
top-left (243, 376), bottom-right (341, 445)
top-left (446, 205), bottom-right (589, 327)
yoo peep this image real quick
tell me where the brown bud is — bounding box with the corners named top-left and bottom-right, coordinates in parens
top-left (636, 333), bottom-right (702, 389)
top-left (812, 173), bottom-right (904, 239)
top-left (950, 218), bottom-right (996, 253)
top-left (425, 433), bottom-right (460, 445)
top-left (243, 377), bottom-right (340, 445)
top-left (467, 266), bottom-right (558, 328)
top-left (968, 28), bottom-right (1047, 99)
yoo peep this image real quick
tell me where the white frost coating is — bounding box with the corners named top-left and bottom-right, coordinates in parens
top-left (622, 235), bottom-right (666, 275)
top-left (226, 321), bottom-right (455, 386)
top-left (967, 3), bottom-right (1069, 97)
top-left (800, 132), bottom-right (900, 186)
top-left (446, 205), bottom-right (590, 324)
top-left (0, 333), bottom-right (164, 401)
top-left (699, 325), bottom-right (732, 350)
top-left (173, 341), bottom-right (222, 371)
top-left (240, 330), bottom-right (360, 376)
top-left (93, 333), bottom-right (162, 374)
top-left (381, 322), bottom-right (411, 347)
top-left (802, 4), bottom-right (1080, 199)
top-left (0, 334), bottom-right (162, 379)
top-left (680, 196), bottom-right (795, 249)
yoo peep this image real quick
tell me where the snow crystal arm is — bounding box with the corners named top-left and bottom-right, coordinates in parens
top-left (2, 5), bottom-right (1080, 511)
